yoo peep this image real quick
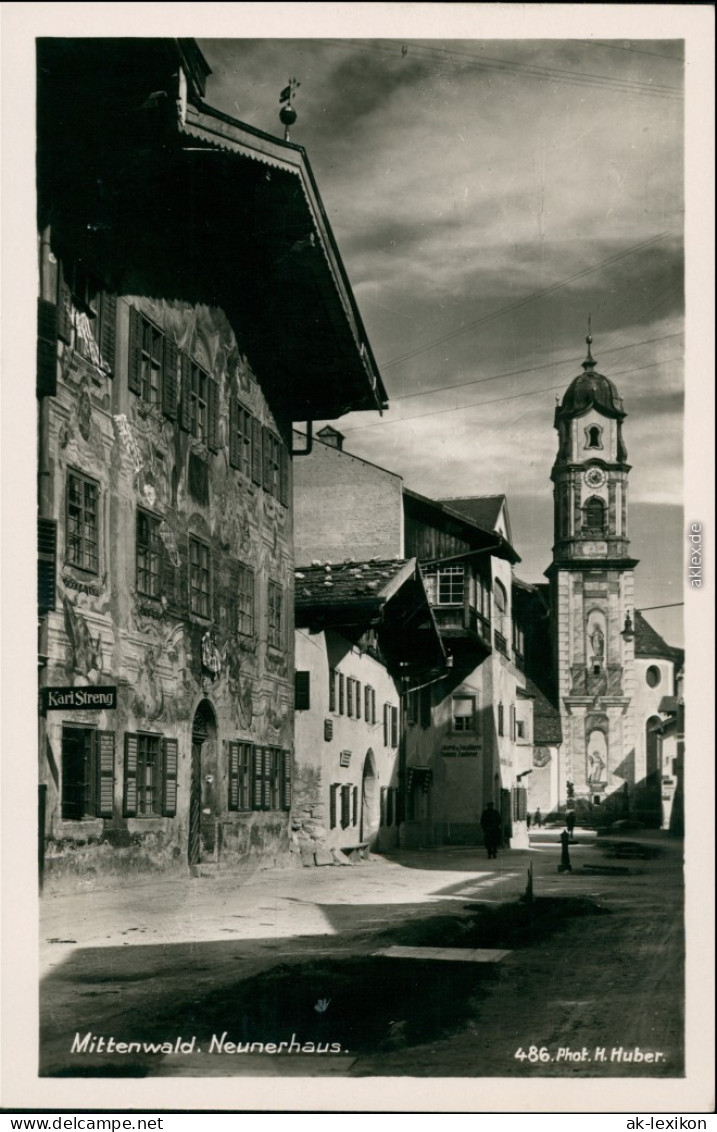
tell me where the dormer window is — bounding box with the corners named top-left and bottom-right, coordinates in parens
top-left (586, 425), bottom-right (603, 449)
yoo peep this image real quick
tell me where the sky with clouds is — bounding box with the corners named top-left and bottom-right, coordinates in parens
top-left (199, 34), bottom-right (685, 642)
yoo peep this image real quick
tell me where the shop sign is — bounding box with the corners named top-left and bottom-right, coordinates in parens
top-left (41, 686), bottom-right (117, 712)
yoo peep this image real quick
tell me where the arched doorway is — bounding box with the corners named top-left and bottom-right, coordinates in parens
top-left (360, 749), bottom-right (378, 846)
top-left (188, 699), bottom-right (218, 867)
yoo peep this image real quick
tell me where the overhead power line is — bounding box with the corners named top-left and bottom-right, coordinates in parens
top-left (341, 356), bottom-right (683, 433)
top-left (393, 331), bottom-right (683, 404)
top-left (382, 230), bottom-right (677, 370)
top-left (321, 38), bottom-right (683, 100)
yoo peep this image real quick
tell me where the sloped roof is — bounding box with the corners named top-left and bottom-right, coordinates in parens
top-left (634, 611), bottom-right (683, 664)
top-left (295, 558), bottom-right (415, 616)
top-left (523, 677), bottom-right (563, 745)
top-left (439, 495), bottom-right (507, 535)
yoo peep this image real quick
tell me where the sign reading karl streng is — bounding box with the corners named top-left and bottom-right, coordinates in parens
top-left (42, 686), bottom-right (117, 711)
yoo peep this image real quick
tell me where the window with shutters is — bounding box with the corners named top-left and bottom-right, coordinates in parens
top-left (391, 706), bottom-right (399, 747)
top-left (136, 734), bottom-right (162, 815)
top-left (267, 581), bottom-right (284, 650)
top-left (338, 673), bottom-right (345, 715)
top-left (263, 430), bottom-right (288, 505)
top-left (136, 509), bottom-right (163, 598)
top-left (58, 262), bottom-right (117, 374)
top-left (189, 537), bottom-right (211, 619)
top-left (66, 470), bottom-right (100, 573)
top-left (352, 786), bottom-right (359, 827)
top-left (230, 400), bottom-right (255, 479)
top-left (228, 741), bottom-right (252, 811)
top-left (123, 733), bottom-right (177, 818)
top-left (252, 747), bottom-right (288, 811)
top-left (295, 671), bottom-right (310, 711)
top-left (140, 319), bottom-right (163, 405)
top-left (355, 681), bottom-right (361, 720)
top-left (188, 360), bottom-right (209, 441)
top-left (498, 702), bottom-right (504, 737)
top-left (347, 678), bottom-right (353, 718)
top-left (237, 564), bottom-right (254, 637)
top-left (383, 704), bottom-right (390, 746)
top-left (127, 307), bottom-right (177, 415)
top-left (61, 726), bottom-right (114, 820)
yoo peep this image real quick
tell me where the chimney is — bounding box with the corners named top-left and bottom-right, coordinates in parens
top-left (317, 426), bottom-right (345, 452)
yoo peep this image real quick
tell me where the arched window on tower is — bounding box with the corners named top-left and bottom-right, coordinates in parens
top-left (585, 424), bottom-right (603, 449)
top-left (583, 496), bottom-right (606, 535)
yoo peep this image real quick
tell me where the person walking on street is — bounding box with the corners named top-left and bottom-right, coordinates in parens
top-left (534, 807), bottom-right (542, 828)
top-left (566, 811), bottom-right (576, 840)
top-left (480, 801), bottom-right (502, 860)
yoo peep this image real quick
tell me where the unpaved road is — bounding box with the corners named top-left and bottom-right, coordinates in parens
top-left (39, 832), bottom-right (684, 1079)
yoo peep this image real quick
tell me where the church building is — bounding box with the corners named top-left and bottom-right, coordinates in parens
top-left (546, 334), bottom-right (681, 824)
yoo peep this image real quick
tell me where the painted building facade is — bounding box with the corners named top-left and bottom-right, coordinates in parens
top-left (36, 38), bottom-right (386, 884)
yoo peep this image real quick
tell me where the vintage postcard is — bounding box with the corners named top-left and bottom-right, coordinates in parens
top-left (1, 2), bottom-right (714, 1116)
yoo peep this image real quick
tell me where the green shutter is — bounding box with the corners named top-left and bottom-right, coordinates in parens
top-left (391, 706), bottom-right (398, 747)
top-left (123, 734), bottom-right (138, 817)
top-left (162, 337), bottom-right (179, 420)
top-left (207, 378), bottom-right (219, 451)
top-left (281, 749), bottom-right (292, 810)
top-left (127, 305), bottom-right (143, 394)
top-left (229, 397), bottom-right (240, 469)
top-left (162, 738), bottom-right (178, 817)
top-left (96, 731), bottom-right (115, 818)
top-left (352, 786), bottom-right (359, 827)
top-left (37, 298), bottom-right (58, 398)
top-left (100, 293), bottom-right (117, 375)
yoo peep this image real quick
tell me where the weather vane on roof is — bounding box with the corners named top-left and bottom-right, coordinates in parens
top-left (279, 77), bottom-right (300, 141)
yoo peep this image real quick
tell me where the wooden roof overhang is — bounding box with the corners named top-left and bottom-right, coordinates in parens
top-left (37, 38), bottom-right (386, 423)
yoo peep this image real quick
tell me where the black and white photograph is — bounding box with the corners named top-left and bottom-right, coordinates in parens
top-left (1, 1), bottom-right (714, 1117)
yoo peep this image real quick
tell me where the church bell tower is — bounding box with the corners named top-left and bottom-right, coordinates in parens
top-left (547, 332), bottom-right (639, 810)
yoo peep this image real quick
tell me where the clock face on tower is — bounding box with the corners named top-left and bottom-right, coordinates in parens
top-left (584, 466), bottom-right (607, 489)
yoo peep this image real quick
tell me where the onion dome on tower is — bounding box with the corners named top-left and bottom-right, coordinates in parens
top-left (553, 331), bottom-right (628, 467)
